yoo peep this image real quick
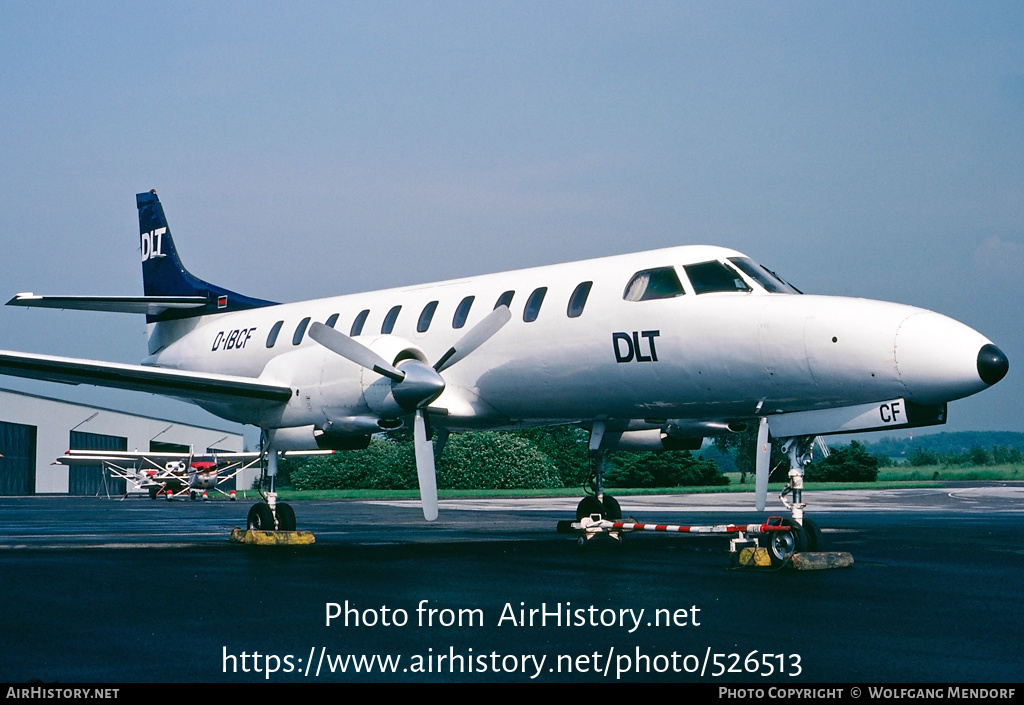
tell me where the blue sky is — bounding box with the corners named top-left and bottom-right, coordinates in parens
top-left (0, 1), bottom-right (1021, 439)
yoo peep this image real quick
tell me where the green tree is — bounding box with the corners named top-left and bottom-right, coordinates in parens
top-left (437, 431), bottom-right (563, 489)
top-left (714, 426), bottom-right (789, 483)
top-left (515, 426), bottom-right (589, 488)
top-left (605, 451), bottom-right (728, 488)
top-left (906, 446), bottom-right (941, 466)
top-left (290, 438), bottom-right (416, 490)
top-left (805, 441), bottom-right (878, 482)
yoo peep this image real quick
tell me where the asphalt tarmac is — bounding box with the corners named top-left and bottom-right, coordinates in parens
top-left (1, 486), bottom-right (1022, 683)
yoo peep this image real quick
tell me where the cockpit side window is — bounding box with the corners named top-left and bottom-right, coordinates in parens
top-left (727, 257), bottom-right (800, 294)
top-left (623, 267), bottom-right (685, 302)
top-left (683, 261), bottom-right (752, 295)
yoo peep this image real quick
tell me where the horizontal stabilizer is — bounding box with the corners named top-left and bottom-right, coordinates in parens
top-left (0, 350), bottom-right (292, 405)
top-left (7, 294), bottom-right (210, 315)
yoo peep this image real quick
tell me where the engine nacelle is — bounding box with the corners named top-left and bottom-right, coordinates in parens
top-left (269, 425), bottom-right (372, 452)
top-left (603, 429), bottom-right (703, 451)
top-left (258, 335), bottom-right (430, 428)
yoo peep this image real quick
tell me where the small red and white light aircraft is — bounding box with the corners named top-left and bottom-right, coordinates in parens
top-left (0, 191), bottom-right (1008, 557)
top-left (58, 449), bottom-right (254, 501)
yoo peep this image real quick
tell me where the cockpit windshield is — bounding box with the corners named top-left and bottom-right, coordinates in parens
top-left (727, 257), bottom-right (801, 294)
top-left (683, 260), bottom-right (751, 294)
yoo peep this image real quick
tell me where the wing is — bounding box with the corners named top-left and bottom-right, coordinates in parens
top-left (0, 350), bottom-right (292, 405)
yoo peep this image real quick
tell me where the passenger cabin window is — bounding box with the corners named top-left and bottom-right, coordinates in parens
top-left (494, 290), bottom-right (515, 310)
top-left (325, 313), bottom-right (340, 328)
top-left (623, 267), bottom-right (685, 301)
top-left (523, 287), bottom-right (547, 323)
top-left (727, 257), bottom-right (800, 294)
top-left (417, 301), bottom-right (438, 333)
top-left (684, 261), bottom-right (751, 295)
top-left (382, 305), bottom-right (401, 334)
top-left (292, 316), bottom-right (311, 345)
top-left (266, 320), bottom-right (284, 348)
top-left (567, 281), bottom-right (593, 318)
top-left (350, 309), bottom-right (369, 337)
top-left (453, 296), bottom-right (474, 329)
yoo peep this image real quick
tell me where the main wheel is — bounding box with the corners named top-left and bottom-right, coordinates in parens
top-left (761, 519), bottom-right (808, 566)
top-left (247, 503), bottom-right (275, 530)
top-left (799, 517), bottom-right (823, 552)
top-left (276, 503), bottom-right (296, 532)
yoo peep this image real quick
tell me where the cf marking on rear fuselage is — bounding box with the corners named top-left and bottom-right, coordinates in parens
top-left (613, 330), bottom-right (660, 363)
top-left (141, 227), bottom-right (166, 261)
top-left (212, 328), bottom-right (256, 351)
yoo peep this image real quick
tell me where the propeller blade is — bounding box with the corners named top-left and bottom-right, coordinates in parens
top-left (433, 305), bottom-right (512, 372)
top-left (413, 410), bottom-right (439, 521)
top-left (309, 322), bottom-right (405, 382)
top-left (755, 416), bottom-right (770, 512)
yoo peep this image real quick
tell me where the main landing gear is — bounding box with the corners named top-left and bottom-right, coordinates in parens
top-left (247, 440), bottom-right (297, 532)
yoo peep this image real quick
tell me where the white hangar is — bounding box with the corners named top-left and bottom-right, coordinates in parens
top-left (0, 388), bottom-right (245, 495)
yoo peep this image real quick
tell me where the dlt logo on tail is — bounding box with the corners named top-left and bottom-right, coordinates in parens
top-left (141, 228), bottom-right (166, 261)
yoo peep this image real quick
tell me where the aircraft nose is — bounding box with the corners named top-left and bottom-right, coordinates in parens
top-left (894, 311), bottom-right (999, 404)
top-left (977, 344), bottom-right (1009, 386)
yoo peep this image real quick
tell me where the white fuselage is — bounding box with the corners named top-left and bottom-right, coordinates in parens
top-left (144, 244), bottom-right (994, 442)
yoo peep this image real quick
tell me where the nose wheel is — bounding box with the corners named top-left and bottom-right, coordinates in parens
top-left (575, 494), bottom-right (621, 521)
top-left (759, 516), bottom-right (823, 566)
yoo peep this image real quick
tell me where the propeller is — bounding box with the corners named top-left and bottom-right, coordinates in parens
top-left (309, 305), bottom-right (511, 520)
top-left (413, 410), bottom-right (438, 521)
top-left (755, 416), bottom-right (770, 512)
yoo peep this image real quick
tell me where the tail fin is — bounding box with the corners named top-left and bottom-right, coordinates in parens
top-left (137, 190), bottom-right (276, 321)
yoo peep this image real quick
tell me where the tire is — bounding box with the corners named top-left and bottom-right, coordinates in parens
top-left (247, 503), bottom-right (275, 531)
top-left (576, 496), bottom-right (604, 520)
top-left (760, 519), bottom-right (807, 566)
top-left (601, 495), bottom-right (622, 521)
top-left (798, 517), bottom-right (823, 552)
top-left (275, 503), bottom-right (296, 532)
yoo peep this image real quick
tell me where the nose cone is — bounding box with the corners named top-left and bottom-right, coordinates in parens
top-left (977, 344), bottom-right (1009, 386)
top-left (895, 312), bottom-right (1002, 404)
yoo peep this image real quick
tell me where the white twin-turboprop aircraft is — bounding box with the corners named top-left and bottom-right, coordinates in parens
top-left (0, 191), bottom-right (1008, 556)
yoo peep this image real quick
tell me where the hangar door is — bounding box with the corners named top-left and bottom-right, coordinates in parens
top-left (0, 421), bottom-right (37, 495)
top-left (69, 431), bottom-right (128, 496)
